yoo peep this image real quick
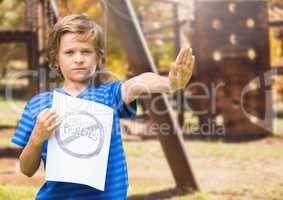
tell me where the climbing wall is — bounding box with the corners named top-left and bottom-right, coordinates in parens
top-left (190, 0), bottom-right (271, 137)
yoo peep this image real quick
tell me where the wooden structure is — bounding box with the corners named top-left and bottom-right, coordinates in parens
top-left (0, 0), bottom-right (58, 97)
top-left (0, 0), bottom-right (199, 192)
top-left (107, 0), bottom-right (198, 191)
top-left (136, 0), bottom-right (187, 126)
top-left (3, 0), bottom-right (283, 193)
top-left (190, 0), bottom-right (272, 137)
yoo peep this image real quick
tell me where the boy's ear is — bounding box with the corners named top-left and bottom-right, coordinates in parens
top-left (54, 61), bottom-right (61, 74)
top-left (96, 55), bottom-right (103, 66)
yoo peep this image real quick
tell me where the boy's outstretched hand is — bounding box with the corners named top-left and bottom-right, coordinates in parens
top-left (168, 47), bottom-right (195, 92)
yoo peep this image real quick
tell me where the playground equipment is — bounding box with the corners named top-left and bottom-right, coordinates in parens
top-left (1, 0), bottom-right (283, 193)
top-left (107, 0), bottom-right (198, 191)
top-left (135, 0), bottom-right (283, 139)
top-left (0, 0), bottom-right (199, 191)
top-left (0, 0), bottom-right (58, 96)
top-left (190, 0), bottom-right (271, 137)
top-left (189, 0), bottom-right (283, 138)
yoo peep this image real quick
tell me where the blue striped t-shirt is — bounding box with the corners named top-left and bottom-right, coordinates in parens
top-left (11, 81), bottom-right (137, 200)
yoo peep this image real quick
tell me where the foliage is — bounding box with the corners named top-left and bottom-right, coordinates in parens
top-left (0, 0), bottom-right (26, 30)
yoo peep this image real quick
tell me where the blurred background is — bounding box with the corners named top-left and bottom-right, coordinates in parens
top-left (0, 0), bottom-right (283, 199)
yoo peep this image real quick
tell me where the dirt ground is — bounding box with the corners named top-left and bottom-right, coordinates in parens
top-left (1, 128), bottom-right (283, 200)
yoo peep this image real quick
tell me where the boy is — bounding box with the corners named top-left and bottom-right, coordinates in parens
top-left (11, 14), bottom-right (195, 199)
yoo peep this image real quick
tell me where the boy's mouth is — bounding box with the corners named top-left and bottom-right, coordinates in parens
top-left (72, 68), bottom-right (87, 71)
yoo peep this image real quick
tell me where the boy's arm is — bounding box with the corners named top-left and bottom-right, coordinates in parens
top-left (19, 136), bottom-right (45, 177)
top-left (122, 47), bottom-right (195, 105)
top-left (19, 109), bottom-right (60, 177)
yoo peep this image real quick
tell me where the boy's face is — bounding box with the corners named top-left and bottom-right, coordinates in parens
top-left (58, 33), bottom-right (97, 84)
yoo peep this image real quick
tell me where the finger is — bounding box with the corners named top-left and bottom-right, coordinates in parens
top-left (182, 47), bottom-right (190, 65)
top-left (183, 48), bottom-right (192, 67)
top-left (40, 109), bottom-right (56, 122)
top-left (175, 48), bottom-right (186, 64)
top-left (45, 114), bottom-right (59, 127)
top-left (37, 111), bottom-right (51, 125)
top-left (185, 48), bottom-right (192, 67)
top-left (46, 120), bottom-right (62, 132)
top-left (37, 109), bottom-right (50, 120)
top-left (44, 110), bottom-right (57, 120)
top-left (182, 48), bottom-right (190, 64)
top-left (170, 62), bottom-right (178, 76)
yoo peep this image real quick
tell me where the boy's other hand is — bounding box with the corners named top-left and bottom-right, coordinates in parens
top-left (168, 47), bottom-right (195, 92)
top-left (31, 109), bottom-right (61, 146)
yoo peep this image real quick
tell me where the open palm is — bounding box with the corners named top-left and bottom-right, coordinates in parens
top-left (168, 47), bottom-right (195, 91)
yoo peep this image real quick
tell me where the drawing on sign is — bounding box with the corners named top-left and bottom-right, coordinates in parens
top-left (55, 110), bottom-right (105, 159)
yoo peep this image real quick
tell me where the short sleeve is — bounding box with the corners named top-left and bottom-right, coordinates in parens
top-left (11, 102), bottom-right (36, 148)
top-left (113, 81), bottom-right (137, 119)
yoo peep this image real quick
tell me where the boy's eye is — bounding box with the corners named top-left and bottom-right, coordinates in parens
top-left (82, 50), bottom-right (93, 54)
top-left (65, 51), bottom-right (74, 55)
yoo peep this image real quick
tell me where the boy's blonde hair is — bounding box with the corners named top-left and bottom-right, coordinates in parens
top-left (48, 14), bottom-right (107, 86)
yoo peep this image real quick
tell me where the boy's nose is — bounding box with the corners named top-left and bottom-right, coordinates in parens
top-left (74, 53), bottom-right (83, 63)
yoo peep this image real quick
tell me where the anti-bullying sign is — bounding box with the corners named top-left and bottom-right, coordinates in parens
top-left (46, 91), bottom-right (113, 191)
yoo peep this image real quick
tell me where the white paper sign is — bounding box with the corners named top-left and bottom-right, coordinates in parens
top-left (46, 90), bottom-right (113, 191)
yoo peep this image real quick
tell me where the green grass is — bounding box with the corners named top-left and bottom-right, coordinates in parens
top-left (128, 183), bottom-right (222, 200)
top-left (124, 140), bottom-right (283, 199)
top-left (1, 184), bottom-right (282, 200)
top-left (184, 193), bottom-right (223, 200)
top-left (125, 140), bottom-right (283, 160)
top-left (217, 184), bottom-right (283, 200)
top-left (185, 140), bottom-right (283, 160)
top-left (0, 185), bottom-right (37, 200)
top-left (1, 139), bottom-right (283, 199)
top-left (0, 184), bottom-right (222, 200)
top-left (7, 184), bottom-right (280, 200)
top-left (124, 140), bottom-right (164, 159)
top-left (0, 183), bottom-right (220, 200)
